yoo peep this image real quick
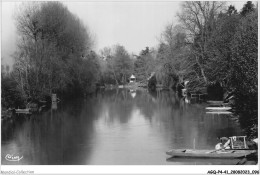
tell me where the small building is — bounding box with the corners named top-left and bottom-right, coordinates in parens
top-left (129, 74), bottom-right (136, 83)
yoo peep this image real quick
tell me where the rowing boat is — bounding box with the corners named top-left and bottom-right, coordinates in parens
top-left (166, 157), bottom-right (242, 165)
top-left (15, 108), bottom-right (30, 113)
top-left (207, 101), bottom-right (230, 106)
top-left (207, 101), bottom-right (224, 104)
top-left (206, 111), bottom-right (232, 115)
top-left (166, 149), bottom-right (256, 159)
top-left (206, 107), bottom-right (231, 111)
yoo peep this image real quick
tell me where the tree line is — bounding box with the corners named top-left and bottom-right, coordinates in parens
top-left (1, 1), bottom-right (258, 137)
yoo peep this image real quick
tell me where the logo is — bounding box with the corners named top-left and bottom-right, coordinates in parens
top-left (5, 154), bottom-right (23, 162)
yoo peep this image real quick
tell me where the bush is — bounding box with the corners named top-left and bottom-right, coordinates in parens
top-left (148, 75), bottom-right (157, 91)
top-left (1, 76), bottom-right (26, 108)
top-left (230, 10), bottom-right (258, 138)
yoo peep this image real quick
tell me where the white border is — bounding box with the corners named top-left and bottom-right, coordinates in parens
top-left (1, 165), bottom-right (259, 174)
top-left (1, 0), bottom-right (259, 174)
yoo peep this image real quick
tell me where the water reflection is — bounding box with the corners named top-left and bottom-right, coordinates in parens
top-left (1, 89), bottom-right (243, 165)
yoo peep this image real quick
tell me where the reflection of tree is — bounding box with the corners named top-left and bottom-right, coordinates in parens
top-left (138, 90), bottom-right (243, 150)
top-left (1, 89), bottom-right (245, 165)
top-left (1, 119), bottom-right (16, 142)
top-left (98, 89), bottom-right (135, 124)
top-left (1, 99), bottom-right (98, 165)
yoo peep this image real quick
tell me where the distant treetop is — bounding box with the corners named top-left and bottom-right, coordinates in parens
top-left (240, 1), bottom-right (255, 16)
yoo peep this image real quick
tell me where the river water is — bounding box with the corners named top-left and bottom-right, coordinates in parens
top-left (1, 89), bottom-right (244, 165)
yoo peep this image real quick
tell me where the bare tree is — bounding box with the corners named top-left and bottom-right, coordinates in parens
top-left (100, 47), bottom-right (119, 85)
top-left (177, 1), bottom-right (226, 84)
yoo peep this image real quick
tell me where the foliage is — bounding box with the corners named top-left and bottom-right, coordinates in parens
top-left (12, 2), bottom-right (99, 100)
top-left (100, 45), bottom-right (133, 85)
top-left (1, 71), bottom-right (26, 108)
top-left (113, 45), bottom-right (134, 84)
top-left (230, 9), bottom-right (258, 138)
top-left (155, 24), bottom-right (193, 89)
top-left (160, 1), bottom-right (257, 137)
top-left (2, 1), bottom-right (258, 138)
top-left (148, 74), bottom-right (157, 91)
top-left (134, 47), bottom-right (156, 82)
top-left (206, 5), bottom-right (240, 84)
top-left (240, 1), bottom-right (255, 16)
top-left (177, 1), bottom-right (226, 86)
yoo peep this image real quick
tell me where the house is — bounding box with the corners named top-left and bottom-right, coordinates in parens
top-left (129, 74), bottom-right (136, 83)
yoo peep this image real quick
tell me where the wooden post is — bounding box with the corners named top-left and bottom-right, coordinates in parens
top-left (243, 136), bottom-right (247, 149)
top-left (52, 102), bottom-right (57, 110)
top-left (230, 137), bottom-right (234, 149)
top-left (52, 94), bottom-right (57, 102)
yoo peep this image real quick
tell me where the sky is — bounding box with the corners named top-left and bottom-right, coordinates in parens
top-left (1, 1), bottom-right (249, 67)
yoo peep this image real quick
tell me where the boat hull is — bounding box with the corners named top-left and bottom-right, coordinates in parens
top-left (206, 111), bottom-right (232, 115)
top-left (207, 101), bottom-right (223, 104)
top-left (15, 109), bottom-right (30, 113)
top-left (166, 149), bottom-right (256, 159)
top-left (206, 107), bottom-right (231, 111)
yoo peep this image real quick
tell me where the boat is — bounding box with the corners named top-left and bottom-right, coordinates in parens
top-left (207, 101), bottom-right (230, 106)
top-left (39, 100), bottom-right (47, 103)
top-left (118, 85), bottom-right (124, 88)
top-left (166, 149), bottom-right (256, 159)
top-left (15, 108), bottom-right (30, 113)
top-left (206, 106), bottom-right (231, 111)
top-left (207, 100), bottom-right (224, 104)
top-left (206, 111), bottom-right (232, 115)
top-left (207, 104), bottom-right (230, 107)
top-left (166, 157), bottom-right (242, 165)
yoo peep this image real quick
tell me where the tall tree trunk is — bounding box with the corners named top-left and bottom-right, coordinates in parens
top-left (112, 70), bottom-right (118, 85)
top-left (195, 56), bottom-right (207, 84)
top-left (26, 64), bottom-right (30, 97)
top-left (18, 69), bottom-right (24, 93)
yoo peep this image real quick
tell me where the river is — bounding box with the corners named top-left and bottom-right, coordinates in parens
top-left (1, 88), bottom-right (244, 165)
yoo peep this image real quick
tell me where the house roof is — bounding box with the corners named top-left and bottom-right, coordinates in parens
top-left (130, 74), bottom-right (136, 78)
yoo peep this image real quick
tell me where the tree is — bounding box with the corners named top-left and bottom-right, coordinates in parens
top-left (13, 2), bottom-right (97, 100)
top-left (177, 1), bottom-right (226, 84)
top-left (227, 5), bottom-right (237, 15)
top-left (205, 5), bottom-right (240, 84)
top-left (240, 1), bottom-right (255, 16)
top-left (113, 45), bottom-right (133, 84)
top-left (99, 47), bottom-right (117, 85)
top-left (100, 45), bottom-right (133, 85)
top-left (1, 69), bottom-right (26, 109)
top-left (230, 9), bottom-right (258, 138)
top-left (155, 23), bottom-right (192, 89)
top-left (134, 47), bottom-right (156, 82)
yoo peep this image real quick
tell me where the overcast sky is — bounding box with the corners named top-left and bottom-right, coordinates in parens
top-left (1, 1), bottom-right (248, 66)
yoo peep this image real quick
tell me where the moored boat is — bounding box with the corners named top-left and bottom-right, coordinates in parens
top-left (207, 101), bottom-right (230, 107)
top-left (206, 106), bottom-right (232, 111)
top-left (166, 149), bottom-right (256, 159)
top-left (206, 111), bottom-right (232, 115)
top-left (166, 157), bottom-right (242, 165)
top-left (207, 100), bottom-right (224, 104)
top-left (15, 108), bottom-right (30, 113)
